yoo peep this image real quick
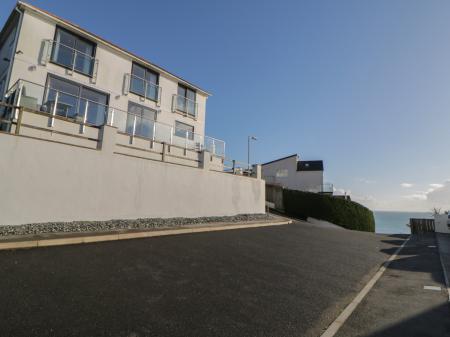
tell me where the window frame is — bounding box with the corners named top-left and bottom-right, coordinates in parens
top-left (129, 62), bottom-right (160, 102)
top-left (174, 120), bottom-right (194, 140)
top-left (43, 73), bottom-right (109, 125)
top-left (126, 100), bottom-right (157, 138)
top-left (50, 26), bottom-right (97, 78)
top-left (176, 84), bottom-right (197, 117)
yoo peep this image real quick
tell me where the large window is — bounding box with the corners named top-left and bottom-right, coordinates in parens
top-left (174, 121), bottom-right (194, 140)
top-left (176, 85), bottom-right (196, 116)
top-left (51, 27), bottom-right (96, 76)
top-left (130, 63), bottom-right (159, 101)
top-left (43, 75), bottom-right (108, 126)
top-left (126, 101), bottom-right (156, 138)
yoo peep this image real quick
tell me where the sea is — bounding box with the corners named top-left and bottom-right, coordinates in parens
top-left (374, 211), bottom-right (433, 234)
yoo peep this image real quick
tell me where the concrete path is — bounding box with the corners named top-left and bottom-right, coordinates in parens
top-left (0, 222), bottom-right (399, 337)
top-left (335, 234), bottom-right (450, 337)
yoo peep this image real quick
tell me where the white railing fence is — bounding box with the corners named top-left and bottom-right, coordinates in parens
top-left (5, 79), bottom-right (225, 157)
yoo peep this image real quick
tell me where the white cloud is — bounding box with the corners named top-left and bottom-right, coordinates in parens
top-left (401, 183), bottom-right (413, 188)
top-left (427, 181), bottom-right (450, 209)
top-left (429, 183), bottom-right (444, 189)
top-left (404, 193), bottom-right (427, 201)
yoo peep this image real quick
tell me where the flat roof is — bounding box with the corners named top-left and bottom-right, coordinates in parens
top-left (16, 1), bottom-right (211, 96)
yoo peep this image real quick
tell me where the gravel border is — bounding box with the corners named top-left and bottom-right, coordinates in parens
top-left (0, 214), bottom-right (274, 237)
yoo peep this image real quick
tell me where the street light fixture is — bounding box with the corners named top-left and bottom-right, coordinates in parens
top-left (247, 135), bottom-right (258, 170)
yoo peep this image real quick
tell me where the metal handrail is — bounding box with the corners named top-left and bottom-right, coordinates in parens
top-left (128, 73), bottom-right (161, 102)
top-left (50, 40), bottom-right (96, 59)
top-left (172, 94), bottom-right (198, 117)
top-left (49, 39), bottom-right (98, 76)
top-left (5, 79), bottom-right (226, 156)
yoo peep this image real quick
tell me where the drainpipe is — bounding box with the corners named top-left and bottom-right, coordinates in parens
top-left (3, 6), bottom-right (24, 101)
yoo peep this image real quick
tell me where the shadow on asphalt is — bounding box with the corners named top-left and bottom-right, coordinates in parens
top-left (378, 234), bottom-right (444, 284)
top-left (364, 303), bottom-right (450, 337)
top-left (338, 233), bottom-right (450, 337)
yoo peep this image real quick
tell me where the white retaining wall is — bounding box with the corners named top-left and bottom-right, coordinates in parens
top-left (0, 130), bottom-right (265, 226)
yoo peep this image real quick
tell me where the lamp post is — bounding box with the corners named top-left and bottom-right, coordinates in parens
top-left (247, 135), bottom-right (257, 170)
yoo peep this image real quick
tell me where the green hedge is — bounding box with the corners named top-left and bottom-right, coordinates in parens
top-left (282, 189), bottom-right (375, 232)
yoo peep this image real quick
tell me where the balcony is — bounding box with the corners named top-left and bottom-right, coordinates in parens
top-left (116, 109), bottom-right (225, 157)
top-left (172, 94), bottom-right (198, 118)
top-left (127, 73), bottom-right (161, 104)
top-left (3, 80), bottom-right (225, 157)
top-left (42, 40), bottom-right (99, 80)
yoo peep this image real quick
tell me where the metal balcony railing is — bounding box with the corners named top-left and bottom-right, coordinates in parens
top-left (41, 40), bottom-right (99, 80)
top-left (127, 73), bottom-right (162, 103)
top-left (319, 183), bottom-right (334, 194)
top-left (117, 109), bottom-right (225, 157)
top-left (4, 79), bottom-right (225, 157)
top-left (172, 94), bottom-right (198, 118)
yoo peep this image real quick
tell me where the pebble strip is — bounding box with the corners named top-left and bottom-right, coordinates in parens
top-left (0, 214), bottom-right (273, 237)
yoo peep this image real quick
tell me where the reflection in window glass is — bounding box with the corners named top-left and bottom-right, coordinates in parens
top-left (43, 76), bottom-right (108, 126)
top-left (174, 121), bottom-right (194, 140)
top-left (51, 28), bottom-right (95, 76)
top-left (130, 63), bottom-right (159, 101)
top-left (126, 101), bottom-right (156, 138)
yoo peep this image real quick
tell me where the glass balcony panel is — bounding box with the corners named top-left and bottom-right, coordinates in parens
top-left (51, 42), bottom-right (75, 69)
top-left (177, 95), bottom-right (186, 112)
top-left (145, 83), bottom-right (158, 101)
top-left (130, 76), bottom-right (145, 96)
top-left (138, 118), bottom-right (154, 138)
top-left (186, 100), bottom-right (196, 116)
top-left (74, 52), bottom-right (94, 75)
top-left (43, 88), bottom-right (79, 119)
top-left (79, 99), bottom-right (107, 126)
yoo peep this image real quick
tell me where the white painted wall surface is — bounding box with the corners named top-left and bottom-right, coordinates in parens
top-left (435, 214), bottom-right (450, 234)
top-left (0, 132), bottom-right (265, 226)
top-left (261, 156), bottom-right (324, 192)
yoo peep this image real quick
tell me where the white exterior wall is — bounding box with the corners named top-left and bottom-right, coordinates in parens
top-left (0, 131), bottom-right (265, 226)
top-left (435, 214), bottom-right (450, 234)
top-left (8, 9), bottom-right (207, 135)
top-left (262, 156), bottom-right (324, 192)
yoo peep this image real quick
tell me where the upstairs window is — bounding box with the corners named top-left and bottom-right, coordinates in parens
top-left (177, 85), bottom-right (196, 117)
top-left (130, 63), bottom-right (159, 101)
top-left (51, 27), bottom-right (96, 76)
top-left (126, 101), bottom-right (156, 138)
top-left (174, 121), bottom-right (194, 140)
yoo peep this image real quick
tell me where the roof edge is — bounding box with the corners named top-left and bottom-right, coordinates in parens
top-left (261, 154), bottom-right (298, 166)
top-left (16, 1), bottom-right (212, 96)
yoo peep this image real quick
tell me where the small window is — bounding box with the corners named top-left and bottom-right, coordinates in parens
top-left (130, 63), bottom-right (159, 101)
top-left (276, 169), bottom-right (288, 178)
top-left (51, 27), bottom-right (96, 76)
top-left (126, 101), bottom-right (156, 138)
top-left (176, 84), bottom-right (196, 116)
top-left (174, 121), bottom-right (194, 140)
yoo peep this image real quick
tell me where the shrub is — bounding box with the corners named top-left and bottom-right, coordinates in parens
top-left (282, 189), bottom-right (375, 232)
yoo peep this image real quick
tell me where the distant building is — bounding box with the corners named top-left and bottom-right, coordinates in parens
top-left (434, 214), bottom-right (450, 234)
top-left (262, 154), bottom-right (332, 194)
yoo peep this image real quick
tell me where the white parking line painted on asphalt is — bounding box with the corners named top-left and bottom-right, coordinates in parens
top-left (319, 237), bottom-right (410, 337)
top-left (424, 286), bottom-right (442, 291)
top-left (428, 245), bottom-right (437, 248)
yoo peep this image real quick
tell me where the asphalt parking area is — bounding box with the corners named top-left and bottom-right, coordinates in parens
top-left (0, 222), bottom-right (402, 337)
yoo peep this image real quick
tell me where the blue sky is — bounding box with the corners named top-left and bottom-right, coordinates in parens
top-left (2, 0), bottom-right (450, 211)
